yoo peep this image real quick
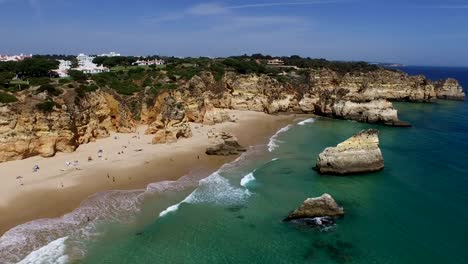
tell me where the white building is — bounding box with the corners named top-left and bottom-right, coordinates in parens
top-left (0, 53), bottom-right (32, 62)
top-left (99, 51), bottom-right (121, 57)
top-left (74, 53), bottom-right (109, 74)
top-left (133, 59), bottom-right (165, 66)
top-left (55, 60), bottom-right (72, 77)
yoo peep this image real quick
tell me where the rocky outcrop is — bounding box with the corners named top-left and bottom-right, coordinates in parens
top-left (284, 194), bottom-right (344, 226)
top-left (205, 132), bottom-right (246, 155)
top-left (0, 89), bottom-right (135, 163)
top-left (145, 92), bottom-right (192, 144)
top-left (309, 69), bottom-right (438, 102)
top-left (332, 100), bottom-right (410, 127)
top-left (316, 129), bottom-right (384, 175)
top-left (434, 78), bottom-right (465, 100)
top-left (0, 67), bottom-right (464, 163)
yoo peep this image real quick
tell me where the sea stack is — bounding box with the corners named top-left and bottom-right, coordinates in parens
top-left (205, 132), bottom-right (246, 155)
top-left (284, 194), bottom-right (344, 226)
top-left (434, 78), bottom-right (465, 100)
top-left (316, 129), bottom-right (384, 175)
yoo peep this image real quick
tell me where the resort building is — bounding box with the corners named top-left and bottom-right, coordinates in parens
top-left (55, 60), bottom-right (72, 77)
top-left (99, 51), bottom-right (121, 57)
top-left (133, 59), bottom-right (165, 66)
top-left (0, 53), bottom-right (33, 62)
top-left (74, 53), bottom-right (110, 74)
top-left (267, 59), bottom-right (285, 66)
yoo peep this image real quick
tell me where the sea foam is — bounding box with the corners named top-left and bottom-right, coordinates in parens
top-left (298, 118), bottom-right (315, 125)
top-left (17, 236), bottom-right (69, 264)
top-left (240, 172), bottom-right (255, 187)
top-left (159, 171), bottom-right (251, 217)
top-left (268, 125), bottom-right (292, 152)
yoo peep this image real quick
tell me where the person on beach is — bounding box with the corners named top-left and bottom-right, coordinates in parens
top-left (33, 165), bottom-right (39, 172)
top-left (98, 147), bottom-right (103, 159)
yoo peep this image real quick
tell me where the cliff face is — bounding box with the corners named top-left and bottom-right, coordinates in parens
top-left (0, 68), bottom-right (464, 162)
top-left (0, 89), bottom-right (135, 163)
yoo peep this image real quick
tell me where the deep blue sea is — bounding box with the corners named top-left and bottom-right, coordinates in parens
top-left (4, 66), bottom-right (468, 264)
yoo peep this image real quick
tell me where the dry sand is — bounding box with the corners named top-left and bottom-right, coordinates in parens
top-left (0, 110), bottom-right (298, 235)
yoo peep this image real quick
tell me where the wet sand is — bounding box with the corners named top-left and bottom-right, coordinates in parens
top-left (0, 110), bottom-right (298, 235)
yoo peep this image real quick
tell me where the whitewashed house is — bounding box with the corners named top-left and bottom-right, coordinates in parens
top-left (74, 53), bottom-right (109, 74)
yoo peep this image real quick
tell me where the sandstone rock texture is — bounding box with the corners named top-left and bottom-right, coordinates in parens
top-left (0, 89), bottom-right (135, 163)
top-left (434, 78), bottom-right (465, 100)
top-left (205, 132), bottom-right (246, 155)
top-left (145, 92), bottom-right (192, 144)
top-left (0, 67), bottom-right (464, 163)
top-left (316, 129), bottom-right (384, 175)
top-left (285, 193), bottom-right (344, 221)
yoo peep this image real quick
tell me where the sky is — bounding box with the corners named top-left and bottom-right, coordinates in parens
top-left (0, 0), bottom-right (468, 66)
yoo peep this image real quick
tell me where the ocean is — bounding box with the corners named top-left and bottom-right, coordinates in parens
top-left (3, 66), bottom-right (468, 264)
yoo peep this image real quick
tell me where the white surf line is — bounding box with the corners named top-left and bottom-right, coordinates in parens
top-left (298, 118), bottom-right (315, 125)
top-left (268, 125), bottom-right (292, 152)
top-left (18, 236), bottom-right (69, 264)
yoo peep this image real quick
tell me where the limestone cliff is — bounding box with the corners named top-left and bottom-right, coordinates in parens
top-left (0, 66), bottom-right (464, 162)
top-left (0, 89), bottom-right (135, 163)
top-left (434, 78), bottom-right (465, 100)
top-left (316, 129), bottom-right (384, 175)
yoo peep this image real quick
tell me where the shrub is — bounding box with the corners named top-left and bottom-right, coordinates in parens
top-left (29, 77), bottom-right (51, 86)
top-left (69, 70), bottom-right (88, 82)
top-left (36, 101), bottom-right (55, 112)
top-left (76, 84), bottom-right (98, 98)
top-left (0, 92), bottom-right (18, 103)
top-left (58, 78), bottom-right (72, 84)
top-left (37, 84), bottom-right (62, 96)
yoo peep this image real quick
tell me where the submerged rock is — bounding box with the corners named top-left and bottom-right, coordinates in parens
top-left (284, 194), bottom-right (344, 225)
top-left (316, 129), bottom-right (384, 175)
top-left (205, 132), bottom-right (246, 155)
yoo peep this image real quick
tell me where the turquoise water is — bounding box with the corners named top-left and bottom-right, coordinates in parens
top-left (9, 67), bottom-right (468, 263)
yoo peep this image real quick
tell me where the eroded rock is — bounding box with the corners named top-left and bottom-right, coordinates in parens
top-left (205, 132), bottom-right (246, 155)
top-left (316, 129), bottom-right (384, 175)
top-left (285, 194), bottom-right (344, 223)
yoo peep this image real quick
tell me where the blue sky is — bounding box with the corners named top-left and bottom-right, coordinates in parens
top-left (1, 0), bottom-right (468, 66)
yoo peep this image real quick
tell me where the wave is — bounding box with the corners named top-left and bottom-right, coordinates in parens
top-left (18, 237), bottom-right (69, 264)
top-left (267, 125), bottom-right (292, 152)
top-left (298, 118), bottom-right (315, 125)
top-left (159, 172), bottom-right (251, 217)
top-left (0, 175), bottom-right (199, 263)
top-left (240, 172), bottom-right (255, 187)
top-left (1, 144), bottom-right (262, 262)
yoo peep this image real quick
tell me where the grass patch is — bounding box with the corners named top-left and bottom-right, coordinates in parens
top-left (0, 92), bottom-right (18, 103)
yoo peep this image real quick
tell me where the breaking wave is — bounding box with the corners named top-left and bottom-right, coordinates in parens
top-left (17, 236), bottom-right (69, 264)
top-left (240, 172), bottom-right (255, 187)
top-left (298, 118), bottom-right (315, 125)
top-left (267, 125), bottom-right (292, 152)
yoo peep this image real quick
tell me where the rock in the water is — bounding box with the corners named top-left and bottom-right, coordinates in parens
top-left (205, 132), bottom-right (246, 155)
top-left (434, 78), bottom-right (465, 100)
top-left (285, 193), bottom-right (344, 222)
top-left (316, 129), bottom-right (384, 175)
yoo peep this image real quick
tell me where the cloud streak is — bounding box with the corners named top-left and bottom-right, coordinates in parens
top-left (228, 0), bottom-right (347, 9)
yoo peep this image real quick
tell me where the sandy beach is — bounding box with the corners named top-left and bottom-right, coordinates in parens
top-left (0, 110), bottom-right (297, 235)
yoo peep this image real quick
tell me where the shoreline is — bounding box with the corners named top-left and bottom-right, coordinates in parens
top-left (0, 110), bottom-right (299, 236)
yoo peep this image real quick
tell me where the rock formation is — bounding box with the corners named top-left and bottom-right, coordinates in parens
top-left (0, 66), bottom-right (464, 163)
top-left (145, 92), bottom-right (192, 144)
top-left (434, 78), bottom-right (465, 100)
top-left (316, 129), bottom-right (384, 175)
top-left (0, 89), bottom-right (135, 163)
top-left (205, 132), bottom-right (246, 155)
top-left (284, 193), bottom-right (344, 225)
